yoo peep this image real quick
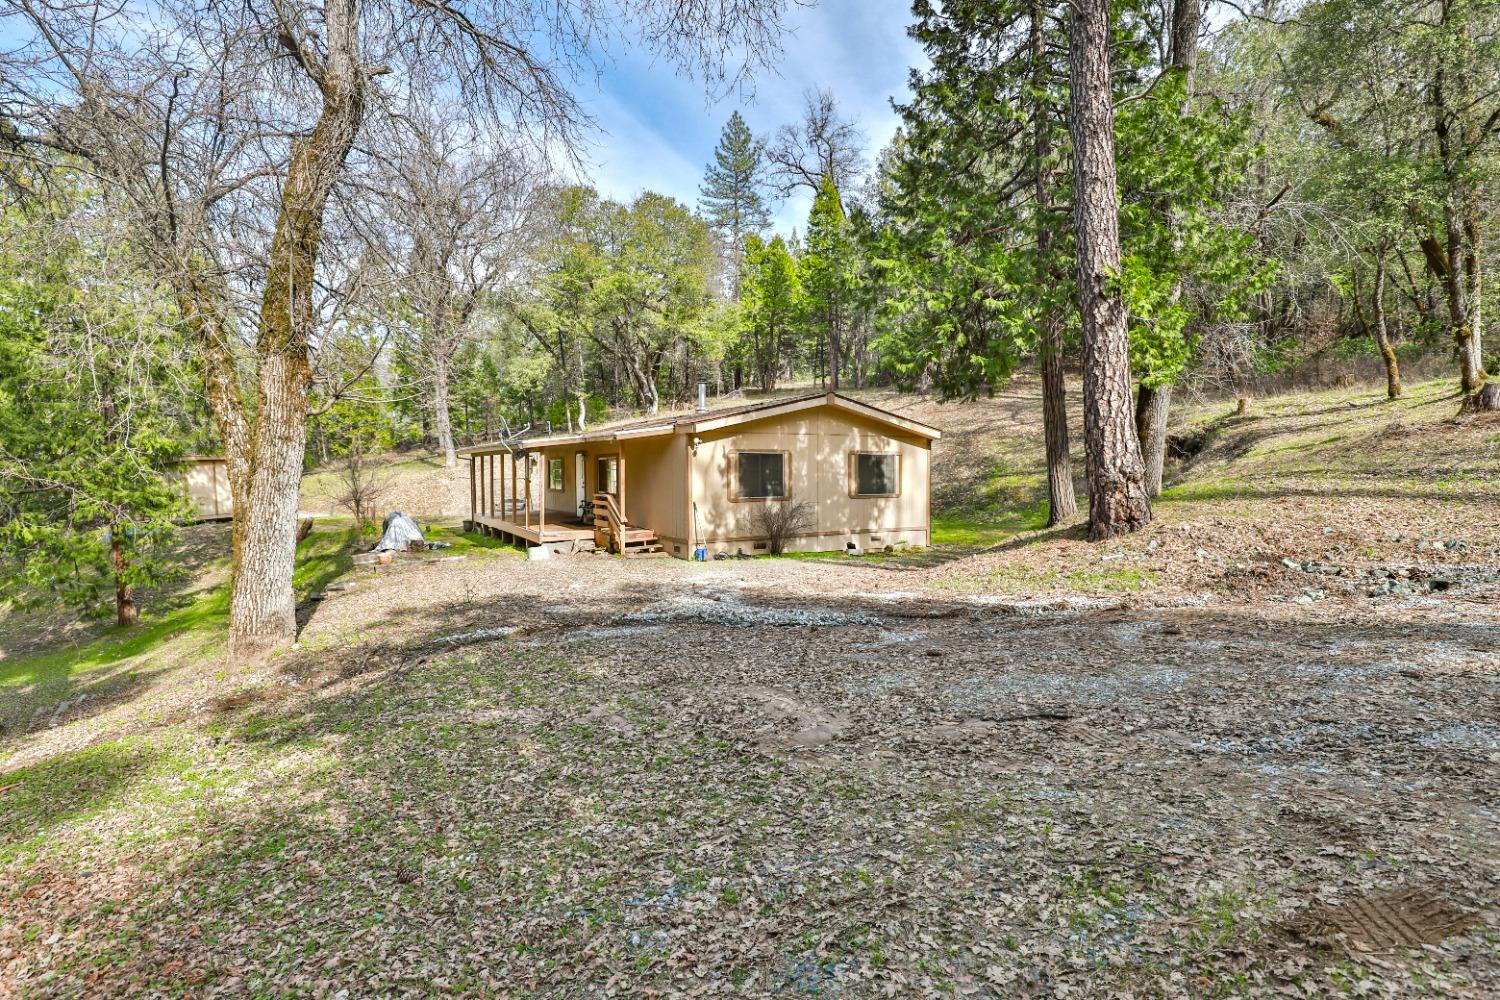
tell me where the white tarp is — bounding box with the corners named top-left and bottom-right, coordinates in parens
top-left (375, 512), bottom-right (425, 552)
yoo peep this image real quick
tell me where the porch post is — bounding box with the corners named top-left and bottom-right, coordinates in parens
top-left (538, 454), bottom-right (546, 535)
top-left (524, 454), bottom-right (532, 529)
top-left (510, 452), bottom-right (519, 526)
top-left (618, 450), bottom-right (626, 524)
top-left (496, 452), bottom-right (504, 519)
top-left (469, 455), bottom-right (476, 522)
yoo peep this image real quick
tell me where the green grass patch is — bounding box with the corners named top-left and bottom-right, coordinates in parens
top-left (0, 589), bottom-right (230, 738)
top-left (293, 523), bottom-right (361, 595)
top-left (0, 589), bottom-right (228, 692)
top-left (1157, 477), bottom-right (1260, 504)
top-left (427, 523), bottom-right (524, 557)
top-left (1064, 565), bottom-right (1156, 592)
top-left (932, 501), bottom-right (1049, 548)
top-left (1, 525), bottom-right (364, 735)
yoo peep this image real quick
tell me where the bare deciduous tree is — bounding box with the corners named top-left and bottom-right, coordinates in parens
top-left (331, 444), bottom-right (389, 526)
top-left (2, 0), bottom-right (793, 659)
top-left (382, 112), bottom-right (547, 466)
top-left (763, 88), bottom-right (867, 199)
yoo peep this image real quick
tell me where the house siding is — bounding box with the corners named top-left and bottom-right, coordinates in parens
top-left (537, 435), bottom-right (689, 547)
top-left (478, 397), bottom-right (936, 558)
top-left (688, 409), bottom-right (931, 556)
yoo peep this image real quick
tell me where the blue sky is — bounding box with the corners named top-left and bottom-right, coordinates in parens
top-left (573, 0), bottom-right (925, 235)
top-left (0, 1), bottom-right (923, 234)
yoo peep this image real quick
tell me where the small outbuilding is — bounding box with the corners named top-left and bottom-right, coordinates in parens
top-left (461, 392), bottom-right (941, 558)
top-left (173, 456), bottom-right (234, 520)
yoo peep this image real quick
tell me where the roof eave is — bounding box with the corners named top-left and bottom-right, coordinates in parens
top-left (684, 392), bottom-right (941, 440)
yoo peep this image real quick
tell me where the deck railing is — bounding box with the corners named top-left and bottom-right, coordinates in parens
top-left (591, 491), bottom-right (624, 552)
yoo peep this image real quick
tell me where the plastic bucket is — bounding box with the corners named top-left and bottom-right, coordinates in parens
top-left (693, 545), bottom-right (708, 561)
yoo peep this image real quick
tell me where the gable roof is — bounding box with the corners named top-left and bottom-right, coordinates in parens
top-left (459, 392), bottom-right (941, 456)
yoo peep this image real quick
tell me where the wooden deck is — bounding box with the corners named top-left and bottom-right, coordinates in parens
top-left (468, 511), bottom-right (596, 550)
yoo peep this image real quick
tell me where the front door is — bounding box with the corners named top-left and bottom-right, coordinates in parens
top-left (596, 455), bottom-right (618, 497)
top-left (575, 451), bottom-right (587, 518)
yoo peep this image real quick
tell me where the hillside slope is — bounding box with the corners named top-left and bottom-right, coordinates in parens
top-left (297, 375), bottom-right (1499, 604)
top-left (4, 375), bottom-right (1499, 999)
top-left (895, 375), bottom-right (1500, 603)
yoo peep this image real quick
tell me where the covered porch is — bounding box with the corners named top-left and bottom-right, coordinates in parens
top-left (462, 446), bottom-right (598, 554)
top-left (461, 440), bottom-right (664, 555)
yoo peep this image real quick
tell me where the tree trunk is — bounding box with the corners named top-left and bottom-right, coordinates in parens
top-left (828, 316), bottom-right (841, 392)
top-left (1464, 381), bottom-right (1500, 412)
top-left (1134, 383), bottom-right (1171, 497)
top-left (110, 527), bottom-right (138, 627)
top-left (1041, 333), bottom-right (1077, 524)
top-left (1068, 0), bottom-right (1152, 540)
top-left (227, 0), bottom-right (365, 660)
top-left (1128, 0), bottom-right (1200, 502)
top-left (433, 354), bottom-right (457, 467)
top-left (1370, 253), bottom-right (1402, 398)
top-left (1169, 0), bottom-right (1202, 84)
top-left (1433, 52), bottom-right (1487, 395)
top-left (1442, 210), bottom-right (1486, 393)
top-left (1032, 0), bottom-right (1076, 527)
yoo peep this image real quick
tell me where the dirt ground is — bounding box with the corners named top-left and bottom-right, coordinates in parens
top-left (3, 378), bottom-right (1499, 998)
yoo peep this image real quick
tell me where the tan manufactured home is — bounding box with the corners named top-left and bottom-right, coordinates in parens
top-left (461, 392), bottom-right (941, 558)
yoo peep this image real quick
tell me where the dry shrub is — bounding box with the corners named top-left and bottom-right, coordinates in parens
top-left (331, 448), bottom-right (390, 526)
top-left (751, 500), bottom-right (814, 555)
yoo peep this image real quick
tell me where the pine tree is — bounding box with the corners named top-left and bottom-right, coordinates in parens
top-left (802, 174), bottom-right (860, 390)
top-left (0, 202), bottom-right (196, 625)
top-left (1068, 0), bottom-right (1152, 539)
top-left (699, 111), bottom-right (772, 291)
top-left (742, 234), bottom-right (803, 391)
top-left (886, 0), bottom-right (1264, 531)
